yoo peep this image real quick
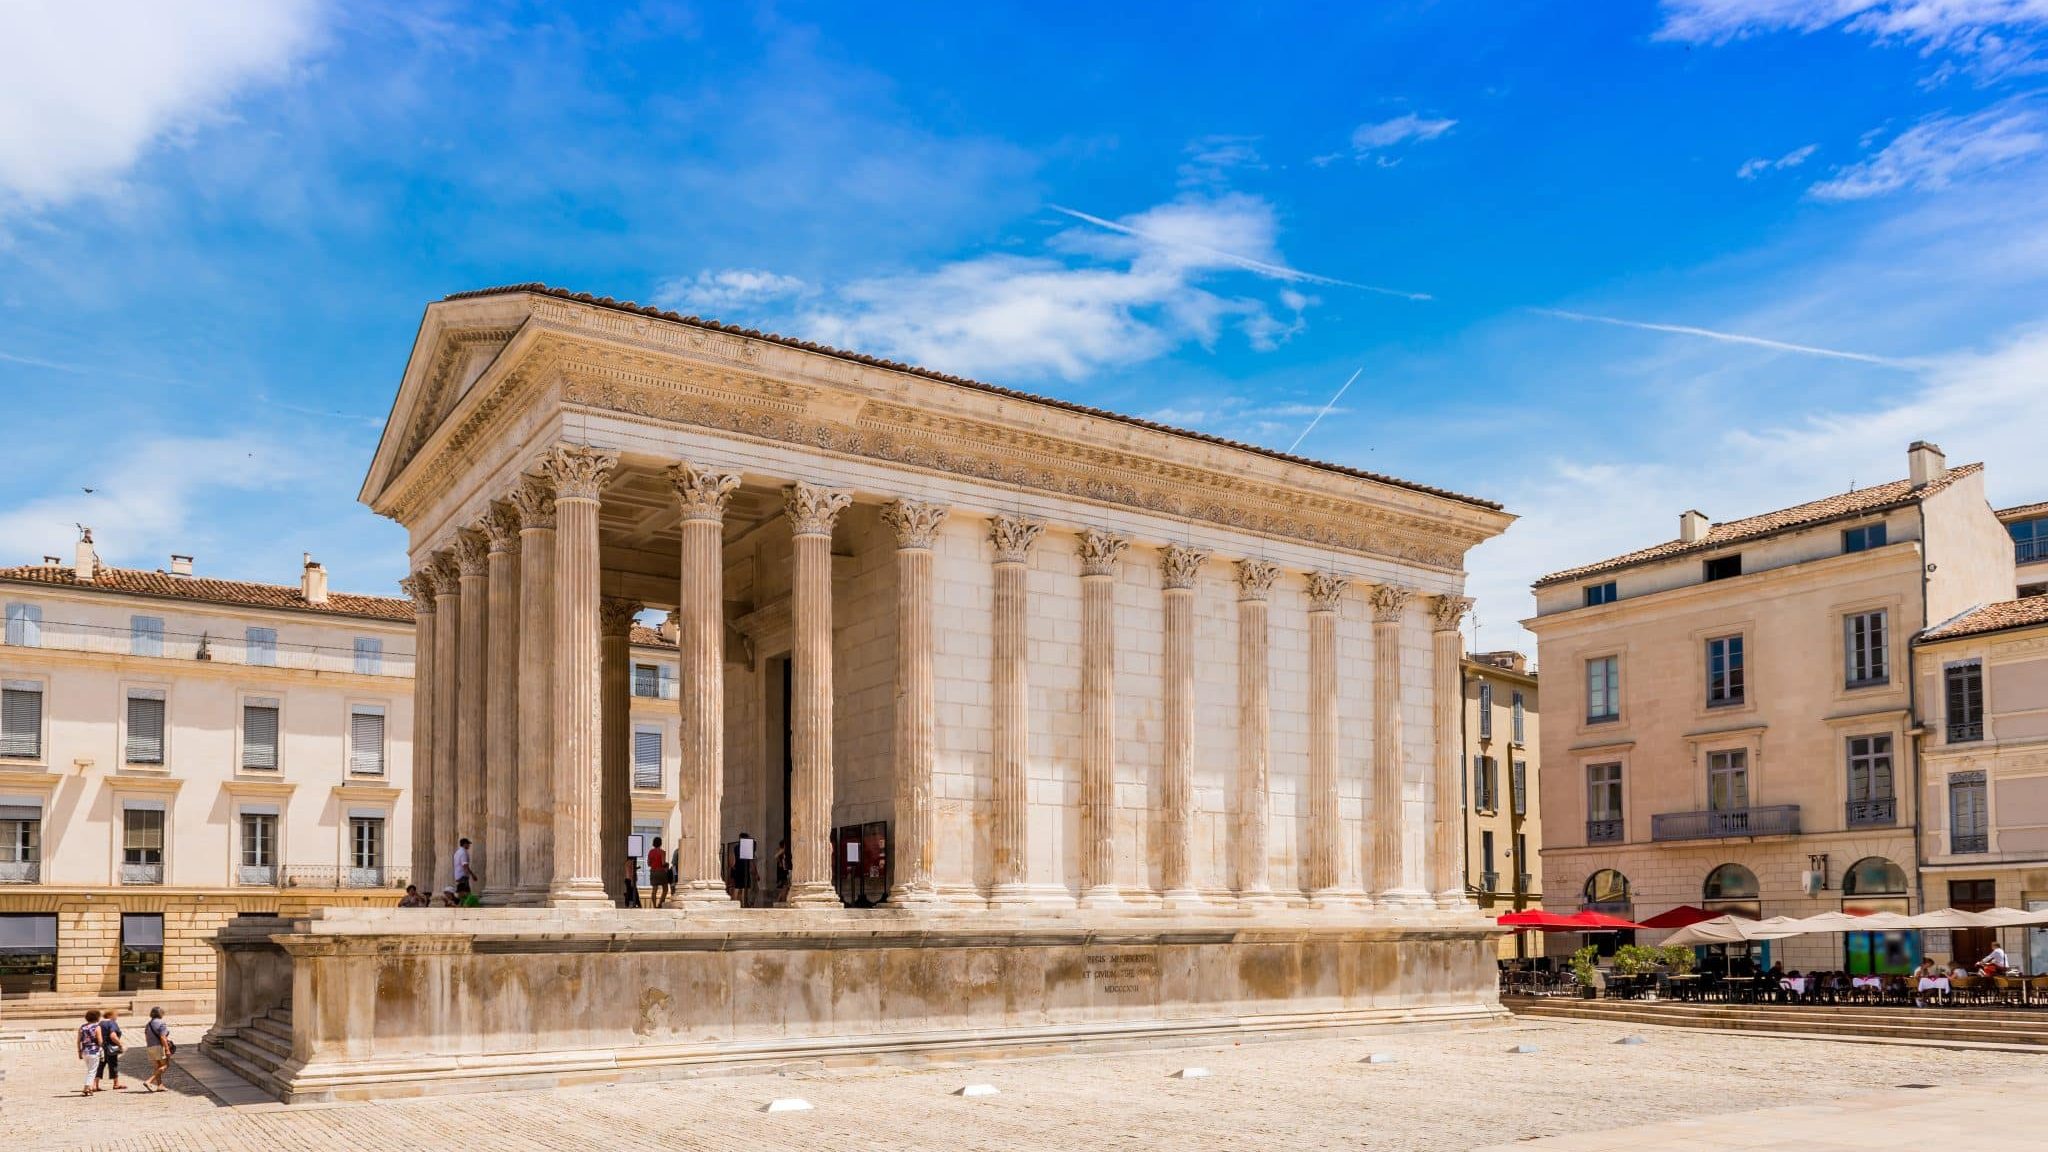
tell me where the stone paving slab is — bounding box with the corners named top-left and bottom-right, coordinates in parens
top-left (3, 1018), bottom-right (2043, 1150)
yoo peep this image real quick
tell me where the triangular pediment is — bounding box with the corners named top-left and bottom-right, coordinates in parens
top-left (359, 302), bottom-right (529, 509)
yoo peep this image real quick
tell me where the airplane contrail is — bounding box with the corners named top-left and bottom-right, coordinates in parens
top-left (1289, 367), bottom-right (1364, 454)
top-left (1530, 308), bottom-right (1915, 368)
top-left (1049, 204), bottom-right (1433, 301)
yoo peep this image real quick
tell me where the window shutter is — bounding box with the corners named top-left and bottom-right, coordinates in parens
top-left (350, 709), bottom-right (386, 774)
top-left (242, 704), bottom-right (280, 770)
top-left (1, 685), bottom-right (42, 758)
top-left (1478, 683), bottom-right (1492, 740)
top-left (125, 694), bottom-right (165, 764)
top-left (633, 728), bottom-right (662, 789)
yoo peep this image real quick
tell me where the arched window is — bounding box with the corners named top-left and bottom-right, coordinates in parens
top-left (1584, 869), bottom-right (1631, 907)
top-left (1843, 856), bottom-right (1906, 897)
top-left (1703, 863), bottom-right (1759, 902)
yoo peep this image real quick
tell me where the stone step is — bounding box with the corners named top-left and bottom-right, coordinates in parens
top-left (1514, 998), bottom-right (2048, 1030)
top-left (201, 1037), bottom-right (286, 1098)
top-left (234, 1021), bottom-right (293, 1059)
top-left (1510, 999), bottom-right (2048, 1049)
top-left (248, 1013), bottom-right (292, 1042)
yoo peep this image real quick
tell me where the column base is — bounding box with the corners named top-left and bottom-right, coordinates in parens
top-left (1236, 888), bottom-right (1285, 910)
top-left (546, 879), bottom-right (612, 908)
top-left (508, 886), bottom-right (551, 907)
top-left (1434, 891), bottom-right (1474, 911)
top-left (987, 883), bottom-right (1075, 911)
top-left (784, 881), bottom-right (842, 909)
top-left (1075, 884), bottom-right (1124, 909)
top-left (1158, 888), bottom-right (1207, 912)
top-left (886, 883), bottom-right (940, 907)
top-left (1306, 887), bottom-right (1363, 910)
top-left (1373, 888), bottom-right (1434, 910)
top-left (670, 881), bottom-right (738, 911)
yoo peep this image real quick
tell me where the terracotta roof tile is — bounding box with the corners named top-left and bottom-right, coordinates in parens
top-left (1920, 595), bottom-right (2048, 641)
top-left (1536, 464), bottom-right (1983, 588)
top-left (629, 625), bottom-right (668, 648)
top-left (0, 563), bottom-right (414, 624)
top-left (442, 284), bottom-right (1504, 513)
top-left (1997, 500), bottom-right (2048, 522)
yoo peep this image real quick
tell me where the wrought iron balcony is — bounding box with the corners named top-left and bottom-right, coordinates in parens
top-left (1951, 832), bottom-right (1989, 854)
top-left (237, 864), bottom-right (279, 887)
top-left (1650, 805), bottom-right (1801, 842)
top-left (1586, 818), bottom-right (1623, 844)
top-left (1949, 721), bottom-right (1984, 744)
top-left (281, 864), bottom-right (411, 890)
top-left (1516, 872), bottom-right (1533, 892)
top-left (2019, 537), bottom-right (2048, 564)
top-left (1478, 871), bottom-right (1500, 893)
top-left (120, 862), bottom-right (164, 885)
top-left (0, 860), bottom-right (40, 883)
top-left (1846, 797), bottom-right (1896, 827)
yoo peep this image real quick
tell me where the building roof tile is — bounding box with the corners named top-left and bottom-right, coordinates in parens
top-left (1920, 595), bottom-right (2048, 642)
top-left (442, 284), bottom-right (1503, 512)
top-left (1997, 500), bottom-right (2048, 523)
top-left (1535, 464), bottom-right (1983, 588)
top-left (0, 562), bottom-right (414, 624)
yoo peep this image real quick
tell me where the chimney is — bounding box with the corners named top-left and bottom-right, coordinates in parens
top-left (1908, 440), bottom-right (1947, 488)
top-left (169, 554), bottom-right (194, 578)
top-left (301, 553), bottom-right (329, 605)
top-left (74, 526), bottom-right (98, 582)
top-left (1679, 509), bottom-right (1710, 545)
top-left (42, 556), bottom-right (61, 567)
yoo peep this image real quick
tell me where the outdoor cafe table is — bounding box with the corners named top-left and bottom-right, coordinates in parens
top-left (1667, 973), bottom-right (1703, 1001)
top-left (1721, 976), bottom-right (1761, 1002)
top-left (1851, 975), bottom-right (1884, 1002)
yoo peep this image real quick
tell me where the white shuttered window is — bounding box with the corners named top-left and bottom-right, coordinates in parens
top-left (349, 707), bottom-right (386, 775)
top-left (125, 690), bottom-right (166, 764)
top-left (1, 682), bottom-right (42, 759)
top-left (633, 726), bottom-right (662, 789)
top-left (242, 700), bottom-right (280, 770)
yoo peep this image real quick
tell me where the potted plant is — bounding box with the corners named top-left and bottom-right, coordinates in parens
top-left (1660, 944), bottom-right (1696, 975)
top-left (1570, 944), bottom-right (1601, 998)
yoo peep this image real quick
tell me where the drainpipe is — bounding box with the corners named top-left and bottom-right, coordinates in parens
top-left (1910, 503), bottom-right (1929, 919)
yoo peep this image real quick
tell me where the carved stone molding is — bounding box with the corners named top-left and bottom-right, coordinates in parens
top-left (668, 462), bottom-right (741, 522)
top-left (428, 553), bottom-right (461, 593)
top-left (599, 597), bottom-right (644, 637)
top-left (400, 572), bottom-right (437, 610)
top-left (539, 443), bottom-right (619, 502)
top-left (1235, 559), bottom-right (1280, 601)
top-left (881, 499), bottom-right (949, 549)
top-left (482, 501), bottom-right (523, 553)
top-left (784, 481), bottom-right (852, 536)
top-left (988, 514), bottom-right (1044, 564)
top-left (1431, 593), bottom-right (1474, 633)
top-left (1160, 543), bottom-right (1210, 590)
top-left (1369, 583), bottom-right (1414, 623)
top-left (453, 529), bottom-right (491, 577)
top-left (511, 472), bottom-right (557, 530)
top-left (1076, 527), bottom-right (1129, 577)
top-left (1305, 570), bottom-right (1348, 612)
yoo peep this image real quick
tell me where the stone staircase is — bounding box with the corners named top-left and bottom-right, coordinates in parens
top-left (202, 996), bottom-right (294, 1097)
top-left (1508, 995), bottom-right (2048, 1051)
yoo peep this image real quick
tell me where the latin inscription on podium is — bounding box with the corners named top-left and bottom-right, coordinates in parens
top-left (1085, 951), bottom-right (1159, 996)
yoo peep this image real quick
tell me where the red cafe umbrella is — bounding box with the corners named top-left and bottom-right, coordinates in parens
top-left (1496, 910), bottom-right (1591, 930)
top-left (1572, 910), bottom-right (1646, 931)
top-left (1637, 905), bottom-right (1720, 930)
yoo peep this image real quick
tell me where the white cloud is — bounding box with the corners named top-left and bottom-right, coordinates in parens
top-left (1809, 102), bottom-right (2047, 199)
top-left (1314, 112), bottom-right (1457, 167)
top-left (1657, 0), bottom-right (2048, 78)
top-left (1177, 135), bottom-right (1265, 188)
top-left (0, 0), bottom-right (326, 214)
top-left (651, 269), bottom-right (809, 316)
top-left (1736, 143), bottom-right (1818, 178)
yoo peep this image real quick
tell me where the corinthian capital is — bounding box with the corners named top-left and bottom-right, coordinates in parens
top-left (1234, 558), bottom-right (1280, 601)
top-left (599, 597), bottom-right (644, 637)
top-left (510, 472), bottom-right (557, 529)
top-left (400, 571), bottom-right (437, 611)
top-left (1160, 543), bottom-right (1209, 591)
top-left (881, 499), bottom-right (949, 549)
top-left (784, 480), bottom-right (852, 536)
top-left (538, 444), bottom-right (618, 501)
top-left (1305, 570), bottom-right (1348, 612)
top-left (1076, 527), bottom-right (1129, 577)
top-left (988, 513), bottom-right (1044, 564)
top-left (452, 528), bottom-right (491, 577)
top-left (1431, 593), bottom-right (1474, 633)
top-left (482, 501), bottom-right (523, 553)
top-left (668, 461), bottom-right (742, 522)
top-left (1367, 583), bottom-right (1413, 623)
top-left (428, 552), bottom-right (461, 594)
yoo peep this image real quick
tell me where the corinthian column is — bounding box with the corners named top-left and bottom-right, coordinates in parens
top-left (1369, 584), bottom-right (1419, 904)
top-left (1077, 527), bottom-right (1128, 907)
top-left (429, 554), bottom-right (461, 890)
top-left (667, 462), bottom-right (740, 907)
top-left (541, 444), bottom-right (617, 906)
top-left (987, 514), bottom-right (1043, 906)
top-left (882, 499), bottom-right (948, 905)
top-left (453, 528), bottom-right (491, 886)
top-left (1159, 543), bottom-right (1208, 907)
top-left (399, 571), bottom-right (438, 895)
top-left (784, 480), bottom-right (851, 908)
top-left (511, 472), bottom-right (557, 904)
top-left (482, 503), bottom-right (522, 903)
top-left (1430, 594), bottom-right (1474, 907)
top-left (599, 596), bottom-right (641, 905)
top-left (1235, 559), bottom-right (1279, 904)
top-left (1305, 570), bottom-right (1347, 900)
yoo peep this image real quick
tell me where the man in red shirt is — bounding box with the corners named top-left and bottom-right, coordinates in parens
top-left (646, 837), bottom-right (670, 908)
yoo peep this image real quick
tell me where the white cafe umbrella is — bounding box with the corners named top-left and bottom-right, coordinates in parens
top-left (1906, 907), bottom-right (1992, 930)
top-left (1975, 907), bottom-right (2048, 928)
top-left (1660, 915), bottom-right (1808, 947)
top-left (1794, 911), bottom-right (1915, 932)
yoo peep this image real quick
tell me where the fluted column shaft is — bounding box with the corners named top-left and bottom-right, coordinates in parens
top-left (988, 515), bottom-right (1042, 901)
top-left (1160, 544), bottom-right (1206, 903)
top-left (669, 463), bottom-right (739, 904)
top-left (1235, 560), bottom-right (1277, 901)
top-left (512, 474), bottom-right (556, 904)
top-left (1077, 528), bottom-right (1128, 905)
top-left (1370, 585), bottom-right (1415, 901)
top-left (883, 501), bottom-right (947, 904)
top-left (483, 508), bottom-right (522, 903)
top-left (785, 481), bottom-right (851, 907)
top-left (454, 531), bottom-right (490, 886)
top-left (600, 599), bottom-right (639, 905)
top-left (1431, 596), bottom-right (1473, 905)
top-left (401, 574), bottom-right (437, 893)
top-left (430, 563), bottom-right (461, 891)
top-left (1306, 572), bottom-right (1345, 897)
top-left (544, 445), bottom-right (616, 906)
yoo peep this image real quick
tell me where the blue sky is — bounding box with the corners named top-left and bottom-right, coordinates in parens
top-left (3, 1), bottom-right (2046, 653)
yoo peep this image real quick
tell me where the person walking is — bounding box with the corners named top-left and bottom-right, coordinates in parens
top-left (646, 837), bottom-right (669, 908)
top-left (453, 837), bottom-right (477, 892)
top-left (96, 1007), bottom-right (126, 1091)
top-left (143, 1007), bottom-right (174, 1092)
top-left (77, 1009), bottom-right (104, 1097)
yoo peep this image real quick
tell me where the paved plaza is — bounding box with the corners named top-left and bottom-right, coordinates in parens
top-left (3, 1018), bottom-right (2042, 1150)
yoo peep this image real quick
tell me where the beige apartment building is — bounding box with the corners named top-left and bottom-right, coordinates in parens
top-left (0, 535), bottom-right (415, 1000)
top-left (1528, 442), bottom-right (2018, 972)
top-left (1462, 650), bottom-right (1541, 957)
top-left (2002, 501), bottom-right (2048, 599)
